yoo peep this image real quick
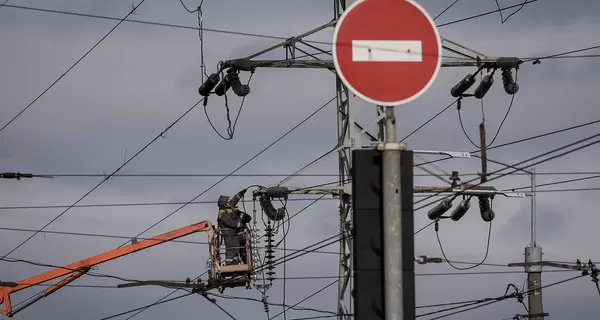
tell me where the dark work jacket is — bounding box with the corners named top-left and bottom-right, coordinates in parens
top-left (218, 208), bottom-right (245, 236)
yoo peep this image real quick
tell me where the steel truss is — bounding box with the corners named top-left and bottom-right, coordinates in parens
top-left (221, 1), bottom-right (500, 318)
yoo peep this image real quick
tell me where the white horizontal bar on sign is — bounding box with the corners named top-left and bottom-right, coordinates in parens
top-left (351, 40), bottom-right (423, 62)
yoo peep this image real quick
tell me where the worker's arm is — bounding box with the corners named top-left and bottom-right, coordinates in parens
top-left (229, 189), bottom-right (247, 208)
top-left (218, 209), bottom-right (243, 229)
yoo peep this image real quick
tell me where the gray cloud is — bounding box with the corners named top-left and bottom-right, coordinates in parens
top-left (1, 0), bottom-right (600, 319)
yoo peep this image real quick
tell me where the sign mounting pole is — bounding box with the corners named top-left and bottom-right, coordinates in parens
top-left (332, 0), bottom-right (442, 319)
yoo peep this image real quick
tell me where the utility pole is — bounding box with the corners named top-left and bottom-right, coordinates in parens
top-left (381, 106), bottom-right (403, 320)
top-left (215, 2), bottom-right (513, 316)
top-left (525, 168), bottom-right (545, 320)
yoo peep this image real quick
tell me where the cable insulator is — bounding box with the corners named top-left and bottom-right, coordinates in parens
top-left (198, 73), bottom-right (220, 96)
top-left (501, 68), bottom-right (519, 95)
top-left (450, 198), bottom-right (471, 221)
top-left (450, 74), bottom-right (476, 97)
top-left (228, 71), bottom-right (250, 97)
top-left (474, 74), bottom-right (494, 99)
top-left (264, 223), bottom-right (276, 283)
top-left (427, 199), bottom-right (452, 220)
top-left (478, 196), bottom-right (495, 222)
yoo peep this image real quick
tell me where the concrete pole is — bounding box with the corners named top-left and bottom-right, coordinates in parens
top-left (382, 106), bottom-right (403, 320)
top-left (526, 167), bottom-right (544, 320)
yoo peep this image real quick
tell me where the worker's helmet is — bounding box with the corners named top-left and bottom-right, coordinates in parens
top-left (217, 195), bottom-right (230, 209)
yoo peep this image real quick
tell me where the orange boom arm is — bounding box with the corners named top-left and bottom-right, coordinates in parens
top-left (0, 220), bottom-right (213, 317)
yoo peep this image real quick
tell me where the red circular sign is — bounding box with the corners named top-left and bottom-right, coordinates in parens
top-left (332, 0), bottom-right (442, 106)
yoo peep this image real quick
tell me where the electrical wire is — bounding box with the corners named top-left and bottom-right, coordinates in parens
top-left (0, 226), bottom-right (339, 255)
top-left (9, 170), bottom-right (600, 179)
top-left (0, 97), bottom-right (207, 262)
top-left (414, 130), bottom-right (600, 212)
top-left (414, 131), bottom-right (600, 234)
top-left (105, 233), bottom-right (344, 320)
top-left (495, 0), bottom-right (529, 23)
top-left (112, 96), bottom-right (334, 250)
top-left (418, 117), bottom-right (600, 169)
top-left (435, 219), bottom-right (492, 271)
top-left (399, 98), bottom-right (459, 143)
top-left (487, 69), bottom-right (519, 146)
top-left (0, 257), bottom-right (145, 284)
top-left (98, 292), bottom-right (195, 320)
top-left (209, 293), bottom-right (337, 316)
top-left (437, 0), bottom-right (538, 27)
top-left (523, 44), bottom-right (600, 63)
top-left (0, 196), bottom-right (336, 211)
top-left (269, 280), bottom-right (339, 320)
top-left (1, 2), bottom-right (550, 59)
top-left (423, 274), bottom-right (588, 320)
top-left (433, 0), bottom-right (460, 21)
top-left (0, 0), bottom-right (147, 134)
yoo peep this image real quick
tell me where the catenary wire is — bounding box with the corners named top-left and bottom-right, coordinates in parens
top-left (0, 196), bottom-right (337, 211)
top-left (0, 1), bottom-right (146, 134)
top-left (399, 99), bottom-right (460, 143)
top-left (8, 170), bottom-right (600, 179)
top-left (2, 2), bottom-right (542, 59)
top-left (433, 0), bottom-right (460, 21)
top-left (112, 96), bottom-right (334, 251)
top-left (99, 233), bottom-right (343, 320)
top-left (0, 226), bottom-right (339, 255)
top-left (425, 273), bottom-right (588, 319)
top-left (435, 220), bottom-right (492, 271)
top-left (414, 131), bottom-right (600, 235)
top-left (495, 0), bottom-right (528, 23)
top-left (522, 44), bottom-right (600, 63)
top-left (0, 97), bottom-right (207, 262)
top-left (437, 0), bottom-right (538, 27)
top-left (415, 129), bottom-right (600, 210)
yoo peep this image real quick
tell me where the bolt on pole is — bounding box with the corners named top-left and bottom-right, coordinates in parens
top-left (382, 106), bottom-right (403, 320)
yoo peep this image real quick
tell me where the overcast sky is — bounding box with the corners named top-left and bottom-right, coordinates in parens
top-left (1, 0), bottom-right (600, 319)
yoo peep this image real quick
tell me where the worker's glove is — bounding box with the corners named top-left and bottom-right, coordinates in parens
top-left (237, 189), bottom-right (247, 197)
top-left (241, 212), bottom-right (252, 224)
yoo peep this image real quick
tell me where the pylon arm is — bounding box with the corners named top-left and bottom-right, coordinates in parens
top-left (508, 260), bottom-right (595, 271)
top-left (0, 220), bottom-right (213, 317)
top-left (414, 185), bottom-right (527, 198)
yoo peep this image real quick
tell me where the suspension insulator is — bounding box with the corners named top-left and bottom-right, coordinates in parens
top-left (501, 68), bottom-right (519, 95)
top-left (264, 223), bottom-right (276, 283)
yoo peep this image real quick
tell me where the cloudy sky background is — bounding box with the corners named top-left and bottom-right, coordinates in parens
top-left (1, 0), bottom-right (600, 319)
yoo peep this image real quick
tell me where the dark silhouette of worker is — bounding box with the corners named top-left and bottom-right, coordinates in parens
top-left (217, 189), bottom-right (252, 265)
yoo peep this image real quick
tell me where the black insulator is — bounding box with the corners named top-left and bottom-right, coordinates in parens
top-left (259, 195), bottom-right (286, 221)
top-left (214, 76), bottom-right (231, 96)
top-left (229, 71), bottom-right (250, 97)
top-left (450, 198), bottom-right (471, 221)
top-left (450, 74), bottom-right (476, 97)
top-left (478, 197), bottom-right (495, 222)
top-left (265, 187), bottom-right (290, 198)
top-left (495, 57), bottom-right (522, 69)
top-left (198, 73), bottom-right (220, 96)
top-left (501, 68), bottom-right (519, 95)
top-left (474, 74), bottom-right (494, 99)
top-left (427, 199), bottom-right (452, 220)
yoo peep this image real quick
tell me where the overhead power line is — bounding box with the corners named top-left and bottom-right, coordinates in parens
top-left (9, 171), bottom-right (600, 179)
top-left (2, 1), bottom-right (569, 58)
top-left (0, 226), bottom-right (339, 255)
top-left (114, 96), bottom-right (334, 249)
top-left (0, 97), bottom-right (208, 261)
top-left (0, 1), bottom-right (146, 133)
top-left (415, 130), bottom-right (600, 235)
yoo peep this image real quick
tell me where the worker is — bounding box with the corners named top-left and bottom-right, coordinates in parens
top-left (217, 189), bottom-right (252, 265)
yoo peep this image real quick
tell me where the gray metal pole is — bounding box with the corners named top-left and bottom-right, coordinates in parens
top-left (526, 167), bottom-right (544, 320)
top-left (382, 106), bottom-right (403, 320)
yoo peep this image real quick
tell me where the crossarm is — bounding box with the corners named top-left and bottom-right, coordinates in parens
top-left (0, 220), bottom-right (212, 317)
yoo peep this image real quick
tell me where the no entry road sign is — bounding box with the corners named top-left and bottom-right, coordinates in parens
top-left (332, 0), bottom-right (442, 106)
